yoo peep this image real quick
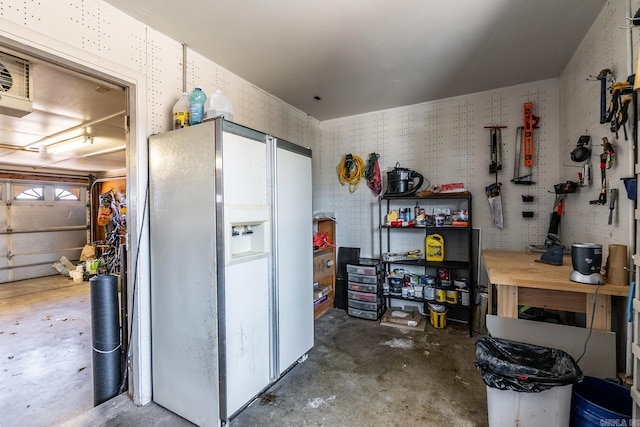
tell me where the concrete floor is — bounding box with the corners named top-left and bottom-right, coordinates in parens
top-left (1, 276), bottom-right (490, 426)
top-left (0, 275), bottom-right (94, 427)
top-left (229, 309), bottom-right (489, 426)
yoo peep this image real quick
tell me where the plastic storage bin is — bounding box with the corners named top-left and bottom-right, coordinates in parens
top-left (347, 273), bottom-right (380, 284)
top-left (347, 290), bottom-right (380, 303)
top-left (347, 281), bottom-right (378, 293)
top-left (475, 337), bottom-right (583, 427)
top-left (347, 299), bottom-right (379, 311)
top-left (346, 263), bottom-right (380, 276)
top-left (348, 306), bottom-right (384, 320)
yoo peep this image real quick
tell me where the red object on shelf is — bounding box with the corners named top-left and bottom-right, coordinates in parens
top-left (390, 220), bottom-right (416, 227)
top-left (439, 182), bottom-right (465, 192)
top-left (451, 221), bottom-right (469, 227)
top-left (313, 231), bottom-right (335, 249)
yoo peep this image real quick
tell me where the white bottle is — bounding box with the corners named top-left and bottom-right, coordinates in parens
top-left (205, 89), bottom-right (234, 121)
top-left (172, 92), bottom-right (190, 130)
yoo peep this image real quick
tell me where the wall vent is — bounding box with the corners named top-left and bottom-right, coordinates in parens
top-left (0, 51), bottom-right (33, 118)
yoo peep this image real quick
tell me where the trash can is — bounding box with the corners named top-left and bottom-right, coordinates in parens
top-left (475, 337), bottom-right (583, 427)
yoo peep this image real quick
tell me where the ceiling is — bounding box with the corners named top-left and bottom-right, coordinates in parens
top-left (0, 47), bottom-right (127, 176)
top-left (105, 0), bottom-right (606, 121)
top-left (0, 1), bottom-right (607, 176)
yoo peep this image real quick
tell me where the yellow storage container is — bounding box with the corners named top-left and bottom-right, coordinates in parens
top-left (425, 234), bottom-right (444, 262)
top-left (429, 308), bottom-right (448, 328)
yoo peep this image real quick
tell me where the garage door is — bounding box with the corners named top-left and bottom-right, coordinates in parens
top-left (0, 179), bottom-right (89, 283)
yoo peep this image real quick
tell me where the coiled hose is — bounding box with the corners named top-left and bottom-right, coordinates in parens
top-left (364, 153), bottom-right (381, 195)
top-left (337, 154), bottom-right (365, 193)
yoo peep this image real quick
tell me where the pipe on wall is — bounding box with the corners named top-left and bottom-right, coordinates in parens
top-left (182, 43), bottom-right (187, 94)
top-left (625, 0), bottom-right (636, 378)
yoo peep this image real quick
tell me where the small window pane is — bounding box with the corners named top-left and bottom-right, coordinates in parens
top-left (14, 186), bottom-right (44, 200)
top-left (55, 187), bottom-right (80, 201)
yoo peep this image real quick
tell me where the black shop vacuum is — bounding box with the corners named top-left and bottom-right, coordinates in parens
top-left (384, 163), bottom-right (424, 197)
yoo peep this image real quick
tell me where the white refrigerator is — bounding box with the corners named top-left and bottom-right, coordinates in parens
top-left (149, 118), bottom-right (313, 426)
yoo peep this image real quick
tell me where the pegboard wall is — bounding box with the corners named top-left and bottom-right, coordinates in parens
top-left (559, 0), bottom-right (639, 261)
top-left (317, 79), bottom-right (560, 258)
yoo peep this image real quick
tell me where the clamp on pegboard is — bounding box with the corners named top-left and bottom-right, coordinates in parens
top-left (587, 69), bottom-right (615, 125)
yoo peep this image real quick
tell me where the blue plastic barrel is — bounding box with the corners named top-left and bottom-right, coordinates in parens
top-left (570, 376), bottom-right (632, 426)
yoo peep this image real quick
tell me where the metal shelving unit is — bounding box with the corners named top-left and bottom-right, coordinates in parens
top-left (378, 192), bottom-right (474, 336)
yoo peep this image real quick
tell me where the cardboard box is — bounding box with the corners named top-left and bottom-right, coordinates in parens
top-left (313, 285), bottom-right (331, 301)
top-left (380, 307), bottom-right (426, 331)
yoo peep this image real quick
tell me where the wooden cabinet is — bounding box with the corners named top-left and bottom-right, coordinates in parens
top-left (313, 218), bottom-right (336, 319)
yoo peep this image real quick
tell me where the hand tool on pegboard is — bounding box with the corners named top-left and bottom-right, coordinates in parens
top-left (590, 152), bottom-right (607, 205)
top-left (525, 180), bottom-right (577, 256)
top-left (511, 125), bottom-right (536, 185)
top-left (603, 137), bottom-right (616, 168)
top-left (595, 69), bottom-right (613, 124)
top-left (578, 163), bottom-right (591, 187)
top-left (523, 102), bottom-right (539, 168)
top-left (568, 135), bottom-right (592, 187)
top-left (602, 76), bottom-right (635, 140)
top-left (604, 80), bottom-right (631, 122)
top-left (485, 182), bottom-right (504, 229)
top-left (484, 125), bottom-right (507, 179)
top-left (612, 96), bottom-right (632, 140)
top-left (590, 138), bottom-right (615, 205)
top-left (484, 125), bottom-right (507, 230)
top-left (604, 82), bottom-right (621, 123)
top-left (608, 188), bottom-right (618, 225)
top-left (511, 103), bottom-right (539, 185)
top-left (536, 181), bottom-right (578, 265)
top-left (547, 181), bottom-right (577, 247)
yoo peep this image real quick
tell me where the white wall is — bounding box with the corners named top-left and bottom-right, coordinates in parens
top-left (314, 80), bottom-right (561, 257)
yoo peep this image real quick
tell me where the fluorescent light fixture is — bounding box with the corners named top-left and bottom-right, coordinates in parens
top-left (45, 134), bottom-right (93, 154)
top-left (76, 144), bottom-right (126, 158)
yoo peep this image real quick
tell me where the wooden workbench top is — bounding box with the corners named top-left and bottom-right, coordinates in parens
top-left (482, 250), bottom-right (630, 296)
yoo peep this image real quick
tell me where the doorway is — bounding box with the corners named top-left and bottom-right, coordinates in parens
top-left (0, 41), bottom-right (135, 423)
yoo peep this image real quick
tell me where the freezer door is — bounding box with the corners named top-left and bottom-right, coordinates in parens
top-left (149, 123), bottom-right (220, 427)
top-left (275, 140), bottom-right (314, 375)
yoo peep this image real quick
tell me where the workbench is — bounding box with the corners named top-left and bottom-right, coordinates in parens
top-left (482, 250), bottom-right (629, 331)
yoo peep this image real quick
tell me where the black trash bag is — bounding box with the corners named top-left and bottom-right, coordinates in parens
top-left (475, 336), bottom-right (583, 393)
